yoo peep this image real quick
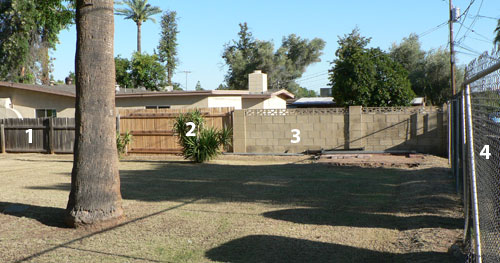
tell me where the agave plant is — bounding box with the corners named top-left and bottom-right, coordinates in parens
top-left (174, 110), bottom-right (232, 163)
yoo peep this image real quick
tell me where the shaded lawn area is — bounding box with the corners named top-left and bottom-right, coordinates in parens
top-left (0, 154), bottom-right (462, 262)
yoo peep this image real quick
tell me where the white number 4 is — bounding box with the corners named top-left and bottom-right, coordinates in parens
top-left (480, 145), bottom-right (491, 159)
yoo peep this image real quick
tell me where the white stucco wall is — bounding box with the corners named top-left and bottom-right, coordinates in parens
top-left (207, 96), bottom-right (242, 109)
top-left (242, 96), bottom-right (287, 109)
top-left (263, 96), bottom-right (287, 109)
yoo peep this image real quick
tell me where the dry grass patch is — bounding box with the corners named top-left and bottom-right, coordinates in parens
top-left (0, 154), bottom-right (462, 262)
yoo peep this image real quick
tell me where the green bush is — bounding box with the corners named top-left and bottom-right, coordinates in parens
top-left (116, 131), bottom-right (133, 156)
top-left (174, 110), bottom-right (232, 163)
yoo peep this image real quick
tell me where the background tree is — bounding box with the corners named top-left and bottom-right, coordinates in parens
top-left (495, 19), bottom-right (500, 51)
top-left (389, 34), bottom-right (426, 96)
top-left (115, 56), bottom-right (133, 89)
top-left (66, 0), bottom-right (124, 228)
top-left (195, 81), bottom-right (204, 91)
top-left (329, 28), bottom-right (414, 107)
top-left (391, 34), bottom-right (464, 105)
top-left (114, 53), bottom-right (167, 90)
top-left (0, 0), bottom-right (73, 83)
top-left (115, 0), bottom-right (161, 53)
top-left (130, 52), bottom-right (167, 91)
top-left (222, 23), bottom-right (325, 96)
top-left (157, 10), bottom-right (179, 85)
top-left (423, 48), bottom-right (464, 105)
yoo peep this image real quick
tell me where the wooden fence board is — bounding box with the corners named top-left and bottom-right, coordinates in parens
top-left (0, 118), bottom-right (75, 153)
top-left (118, 107), bottom-right (234, 154)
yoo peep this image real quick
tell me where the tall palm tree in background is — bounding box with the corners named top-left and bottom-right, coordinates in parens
top-left (115, 0), bottom-right (162, 53)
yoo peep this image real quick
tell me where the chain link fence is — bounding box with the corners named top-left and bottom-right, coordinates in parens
top-left (451, 51), bottom-right (500, 263)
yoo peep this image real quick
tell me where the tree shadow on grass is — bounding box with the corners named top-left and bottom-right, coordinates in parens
top-left (262, 208), bottom-right (462, 230)
top-left (205, 235), bottom-right (455, 263)
top-left (23, 162), bottom-right (461, 231)
top-left (0, 202), bottom-right (67, 228)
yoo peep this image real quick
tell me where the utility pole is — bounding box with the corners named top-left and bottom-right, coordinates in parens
top-left (181, 70), bottom-right (191, 91)
top-left (449, 0), bottom-right (457, 95)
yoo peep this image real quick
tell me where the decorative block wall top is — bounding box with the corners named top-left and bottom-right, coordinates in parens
top-left (245, 108), bottom-right (347, 116)
top-left (362, 107), bottom-right (443, 114)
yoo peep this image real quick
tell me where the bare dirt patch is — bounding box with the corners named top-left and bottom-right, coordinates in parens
top-left (0, 153), bottom-right (463, 262)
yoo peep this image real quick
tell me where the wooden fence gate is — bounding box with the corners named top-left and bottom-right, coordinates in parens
top-left (118, 107), bottom-right (234, 154)
top-left (0, 118), bottom-right (75, 154)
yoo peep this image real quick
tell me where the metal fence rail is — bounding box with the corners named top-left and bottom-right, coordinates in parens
top-left (453, 51), bottom-right (500, 263)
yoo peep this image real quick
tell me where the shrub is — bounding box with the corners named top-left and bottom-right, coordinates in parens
top-left (116, 131), bottom-right (133, 156)
top-left (174, 110), bottom-right (232, 163)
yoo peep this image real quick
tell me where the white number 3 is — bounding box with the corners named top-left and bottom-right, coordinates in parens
top-left (480, 145), bottom-right (491, 159)
top-left (291, 129), bottom-right (300, 144)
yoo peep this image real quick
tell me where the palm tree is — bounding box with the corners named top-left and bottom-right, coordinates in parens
top-left (66, 0), bottom-right (123, 228)
top-left (115, 0), bottom-right (162, 53)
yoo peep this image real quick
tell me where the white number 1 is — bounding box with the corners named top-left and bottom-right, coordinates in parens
top-left (480, 145), bottom-right (491, 159)
top-left (291, 129), bottom-right (300, 144)
top-left (26, 129), bottom-right (32, 144)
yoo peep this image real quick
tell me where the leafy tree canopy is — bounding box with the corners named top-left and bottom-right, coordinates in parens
top-left (115, 56), bottom-right (133, 89)
top-left (115, 53), bottom-right (167, 91)
top-left (329, 28), bottom-right (415, 107)
top-left (222, 22), bottom-right (325, 96)
top-left (0, 0), bottom-right (73, 83)
top-left (130, 52), bottom-right (167, 91)
top-left (390, 34), bottom-right (464, 105)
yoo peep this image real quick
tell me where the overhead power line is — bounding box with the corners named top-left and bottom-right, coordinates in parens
top-left (417, 20), bottom-right (449, 38)
top-left (295, 72), bottom-right (329, 83)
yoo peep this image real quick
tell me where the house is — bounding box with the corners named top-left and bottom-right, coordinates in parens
top-left (288, 97), bottom-right (335, 108)
top-left (0, 70), bottom-right (293, 118)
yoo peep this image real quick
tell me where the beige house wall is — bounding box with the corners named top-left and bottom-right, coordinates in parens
top-left (116, 96), bottom-right (208, 109)
top-left (263, 96), bottom-right (287, 109)
top-left (242, 96), bottom-right (287, 109)
top-left (233, 106), bottom-right (447, 155)
top-left (0, 86), bottom-right (75, 118)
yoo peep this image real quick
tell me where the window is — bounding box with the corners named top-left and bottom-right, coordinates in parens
top-left (35, 109), bottom-right (57, 118)
top-left (145, 105), bottom-right (170, 109)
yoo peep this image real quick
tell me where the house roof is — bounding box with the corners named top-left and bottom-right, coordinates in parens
top-left (0, 81), bottom-right (295, 100)
top-left (292, 97), bottom-right (335, 106)
top-left (411, 97), bottom-right (425, 105)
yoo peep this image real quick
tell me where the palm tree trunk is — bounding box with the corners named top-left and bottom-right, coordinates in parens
top-left (137, 21), bottom-right (142, 53)
top-left (66, 0), bottom-right (124, 228)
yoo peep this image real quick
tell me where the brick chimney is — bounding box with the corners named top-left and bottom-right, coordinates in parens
top-left (248, 70), bottom-right (267, 93)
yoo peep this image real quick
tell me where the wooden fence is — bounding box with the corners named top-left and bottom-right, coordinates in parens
top-left (0, 108), bottom-right (233, 154)
top-left (118, 107), bottom-right (234, 154)
top-left (0, 118), bottom-right (75, 154)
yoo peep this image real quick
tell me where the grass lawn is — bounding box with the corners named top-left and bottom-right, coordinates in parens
top-left (0, 154), bottom-right (463, 262)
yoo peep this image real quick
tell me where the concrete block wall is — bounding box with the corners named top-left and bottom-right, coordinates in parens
top-left (360, 107), bottom-right (447, 155)
top-left (234, 108), bottom-right (346, 153)
top-left (233, 106), bottom-right (447, 155)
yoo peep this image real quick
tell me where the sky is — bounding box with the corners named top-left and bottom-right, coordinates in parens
top-left (52, 0), bottom-right (500, 93)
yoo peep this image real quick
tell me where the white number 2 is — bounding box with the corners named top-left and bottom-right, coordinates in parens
top-left (291, 129), bottom-right (300, 144)
top-left (186, 122), bottom-right (196, 137)
top-left (480, 145), bottom-right (491, 159)
top-left (26, 129), bottom-right (32, 144)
